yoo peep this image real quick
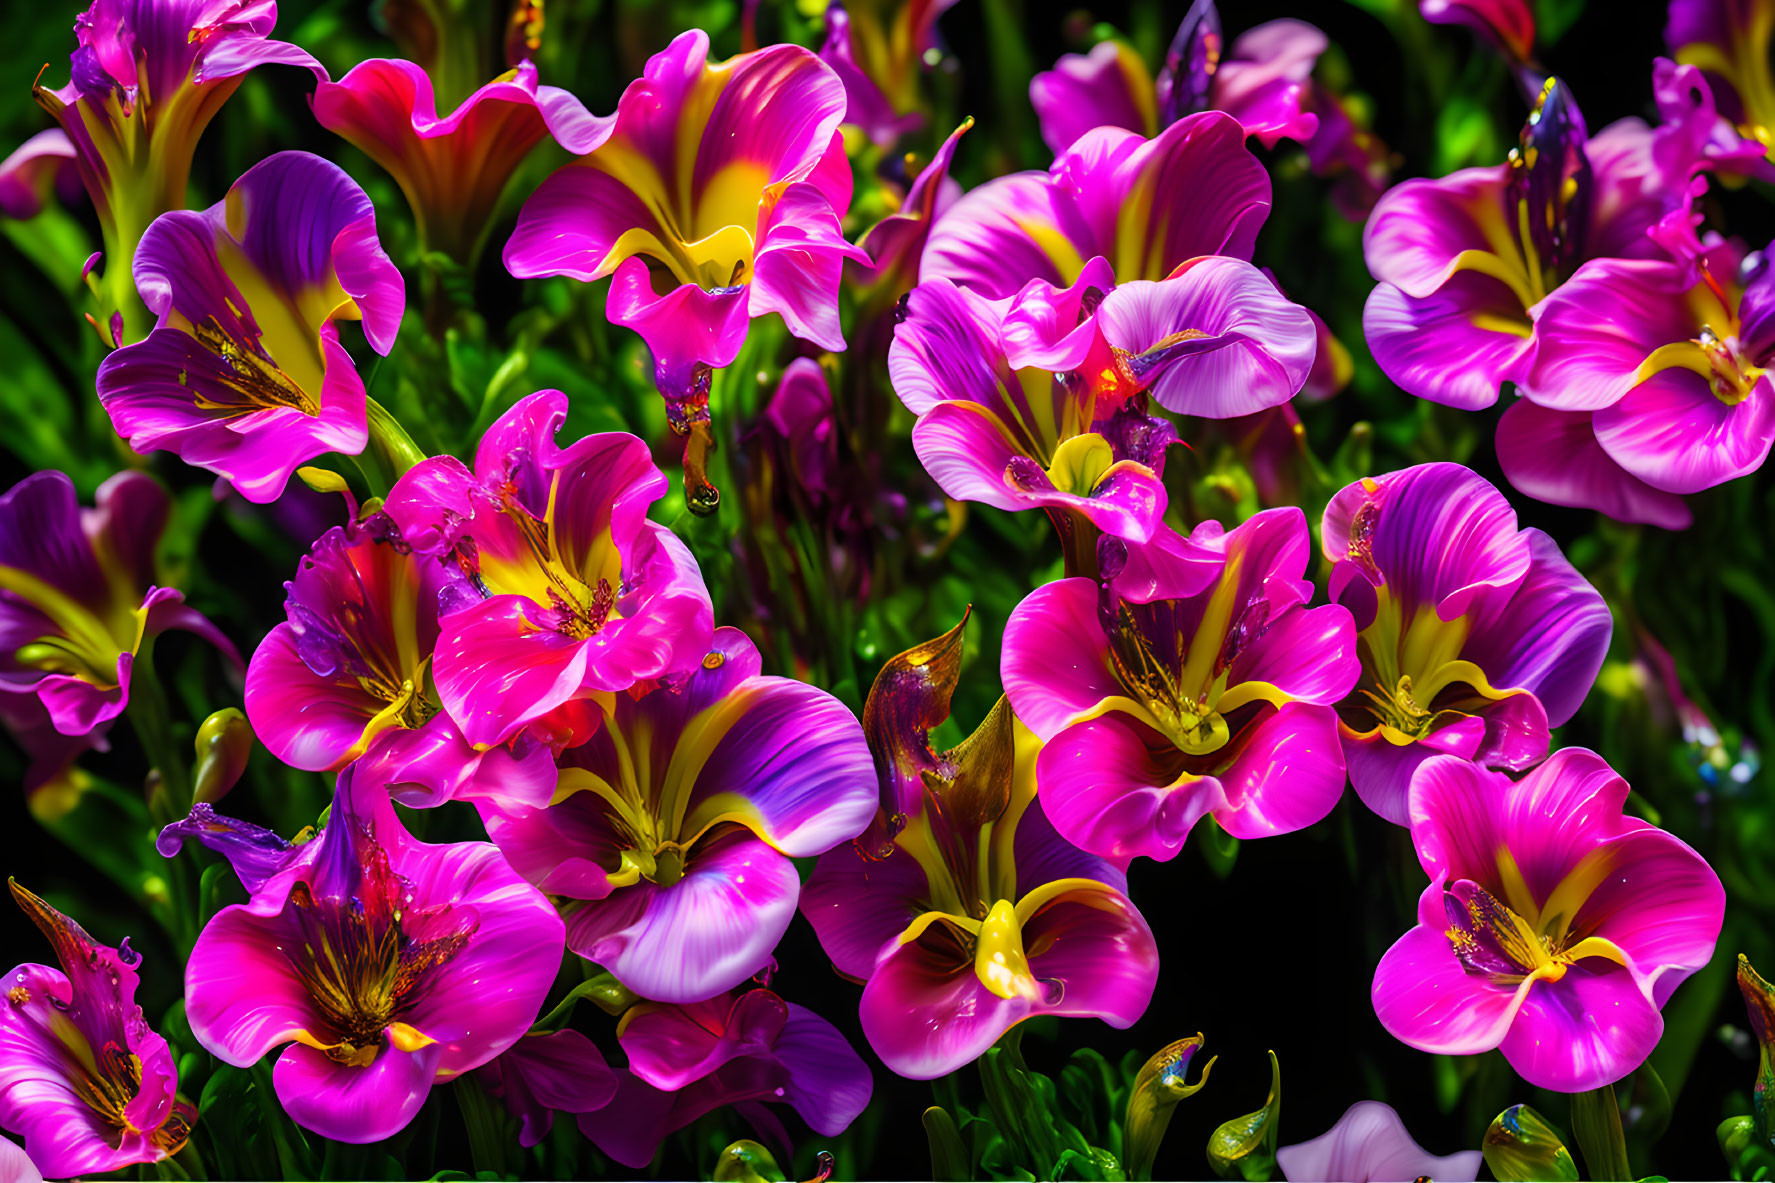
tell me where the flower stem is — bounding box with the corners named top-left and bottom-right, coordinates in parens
top-left (1570, 1085), bottom-right (1632, 1181)
top-left (359, 398), bottom-right (429, 495)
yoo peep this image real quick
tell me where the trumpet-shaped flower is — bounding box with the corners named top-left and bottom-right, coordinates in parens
top-left (483, 626), bottom-right (875, 1003)
top-left (1508, 225), bottom-right (1775, 521)
top-left (1372, 750), bottom-right (1724, 1092)
top-left (888, 255), bottom-right (1315, 544)
top-left (164, 770), bottom-right (564, 1143)
top-left (33, 0), bottom-right (322, 329)
top-left (1321, 464), bottom-right (1612, 825)
top-left (803, 620), bottom-right (1159, 1079)
top-left (313, 58), bottom-right (606, 263)
top-left (0, 470), bottom-right (236, 737)
top-left (0, 882), bottom-right (194, 1178)
top-left (244, 513), bottom-right (555, 812)
top-left (475, 1029), bottom-right (616, 1148)
top-left (1277, 1101), bottom-right (1482, 1183)
top-left (505, 30), bottom-right (867, 505)
top-left (922, 110), bottom-right (1270, 297)
top-left (382, 390), bottom-right (713, 749)
top-left (1362, 77), bottom-right (1685, 412)
top-left (581, 988), bottom-right (871, 1168)
top-left (1002, 509), bottom-right (1358, 862)
top-left (1667, 0), bottom-right (1775, 167)
top-left (96, 152), bottom-right (404, 503)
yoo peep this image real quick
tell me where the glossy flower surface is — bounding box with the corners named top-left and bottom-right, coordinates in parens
top-left (96, 152), bottom-right (404, 502)
top-left (0, 883), bottom-right (193, 1178)
top-left (166, 771), bottom-right (563, 1143)
top-left (484, 626), bottom-right (875, 1003)
top-left (804, 620), bottom-right (1160, 1079)
top-left (383, 390), bottom-right (713, 748)
top-left (1277, 1100), bottom-right (1482, 1183)
top-left (1372, 750), bottom-right (1724, 1091)
top-left (1004, 509), bottom-right (1358, 861)
top-left (1322, 464), bottom-right (1612, 824)
top-left (0, 470), bottom-right (235, 737)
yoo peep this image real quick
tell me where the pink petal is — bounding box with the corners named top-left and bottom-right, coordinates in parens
top-left (1494, 399), bottom-right (1693, 529)
top-left (1497, 964), bottom-right (1664, 1092)
top-left (1362, 276), bottom-right (1533, 410)
top-left (1372, 920), bottom-right (1528, 1055)
top-left (271, 1041), bottom-right (442, 1144)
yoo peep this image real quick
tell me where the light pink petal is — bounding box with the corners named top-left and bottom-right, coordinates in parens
top-left (1277, 1100), bottom-right (1482, 1183)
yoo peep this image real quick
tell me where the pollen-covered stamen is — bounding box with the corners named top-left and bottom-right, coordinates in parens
top-left (1356, 674), bottom-right (1436, 737)
top-left (1105, 600), bottom-right (1230, 755)
top-left (190, 317), bottom-right (321, 416)
top-left (1442, 878), bottom-right (1624, 985)
top-left (282, 832), bottom-right (477, 1063)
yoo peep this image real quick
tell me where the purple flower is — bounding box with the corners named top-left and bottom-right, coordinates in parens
top-left (922, 109), bottom-right (1270, 297)
top-left (1277, 1101), bottom-right (1481, 1183)
top-left (244, 514), bottom-right (556, 813)
top-left (888, 255), bottom-right (1315, 543)
top-left (382, 390), bottom-right (714, 749)
top-left (96, 152), bottom-right (405, 503)
top-left (1002, 509), bottom-right (1358, 862)
top-left (580, 988), bottom-right (871, 1169)
top-left (0, 882), bottom-right (194, 1177)
top-left (165, 769), bottom-right (564, 1143)
top-left (1321, 463), bottom-right (1612, 825)
top-left (0, 470), bottom-right (237, 738)
top-left (475, 1029), bottom-right (616, 1148)
top-left (0, 131), bottom-right (80, 221)
top-left (818, 5), bottom-right (921, 147)
top-left (0, 691), bottom-right (106, 821)
top-left (1506, 225), bottom-right (1775, 524)
top-left (32, 0), bottom-right (322, 317)
top-left (1360, 77), bottom-right (1685, 413)
top-left (505, 29), bottom-right (868, 503)
top-left (1667, 0), bottom-right (1775, 168)
top-left (313, 58), bottom-right (605, 263)
top-left (482, 626), bottom-right (875, 1003)
top-left (1028, 8), bottom-right (1391, 217)
top-left (1651, 57), bottom-right (1775, 184)
top-left (1420, 0), bottom-right (1537, 67)
top-left (853, 118), bottom-right (968, 318)
top-left (803, 622), bottom-right (1159, 1079)
top-left (1372, 750), bottom-right (1724, 1092)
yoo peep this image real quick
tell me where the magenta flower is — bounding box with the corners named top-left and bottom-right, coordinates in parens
top-left (483, 626), bottom-right (874, 1003)
top-left (1002, 509), bottom-right (1358, 862)
top-left (1374, 750), bottom-right (1724, 1091)
top-left (32, 0), bottom-right (321, 329)
top-left (1506, 226), bottom-right (1775, 524)
top-left (803, 622), bottom-right (1159, 1080)
top-left (0, 131), bottom-right (80, 220)
top-left (505, 30), bottom-right (867, 505)
top-left (313, 58), bottom-right (605, 263)
top-left (1652, 57), bottom-right (1775, 184)
top-left (1321, 464), bottom-right (1612, 825)
top-left (580, 988), bottom-right (871, 1168)
top-left (96, 152), bottom-right (404, 503)
top-left (1277, 1101), bottom-right (1481, 1183)
top-left (164, 770), bottom-right (564, 1143)
top-left (817, 4), bottom-right (920, 147)
top-left (1420, 0), bottom-right (1537, 68)
top-left (1667, 0), bottom-right (1775, 167)
top-left (0, 470), bottom-right (236, 737)
top-left (244, 513), bottom-right (556, 813)
top-left (0, 882), bottom-right (194, 1178)
top-left (475, 1029), bottom-right (617, 1148)
top-left (382, 390), bottom-right (713, 749)
top-left (888, 255), bottom-right (1315, 544)
top-left (1028, 6), bottom-right (1390, 217)
top-left (922, 109), bottom-right (1269, 297)
top-left (1360, 77), bottom-right (1688, 412)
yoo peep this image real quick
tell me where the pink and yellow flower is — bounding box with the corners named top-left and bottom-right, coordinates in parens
top-left (1666, 0), bottom-right (1775, 166)
top-left (165, 770), bottom-right (564, 1143)
top-left (1002, 510), bottom-right (1358, 862)
top-left (0, 882), bottom-right (194, 1178)
top-left (482, 626), bottom-right (876, 1004)
top-left (382, 390), bottom-right (714, 749)
top-left (1373, 750), bottom-right (1724, 1092)
top-left (96, 152), bottom-right (404, 503)
top-left (803, 620), bottom-right (1160, 1079)
top-left (1322, 463), bottom-right (1612, 824)
top-left (504, 30), bottom-right (867, 508)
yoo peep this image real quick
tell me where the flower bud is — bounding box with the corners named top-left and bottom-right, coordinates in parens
top-left (1483, 1104), bottom-right (1579, 1182)
top-left (191, 709), bottom-right (253, 805)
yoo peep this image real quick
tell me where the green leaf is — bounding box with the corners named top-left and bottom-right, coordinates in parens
top-left (1570, 1085), bottom-right (1633, 1182)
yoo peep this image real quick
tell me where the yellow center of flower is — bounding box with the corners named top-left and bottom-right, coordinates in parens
top-left (1444, 850), bottom-right (1632, 985)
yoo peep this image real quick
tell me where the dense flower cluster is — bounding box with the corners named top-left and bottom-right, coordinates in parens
top-left (0, 0), bottom-right (1762, 1177)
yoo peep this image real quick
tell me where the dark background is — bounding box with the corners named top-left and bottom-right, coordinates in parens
top-left (2, 0), bottom-right (1769, 1178)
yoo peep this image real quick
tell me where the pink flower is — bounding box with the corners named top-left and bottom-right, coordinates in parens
top-left (1002, 510), bottom-right (1358, 861)
top-left (0, 883), bottom-right (194, 1178)
top-left (1372, 750), bottom-right (1724, 1092)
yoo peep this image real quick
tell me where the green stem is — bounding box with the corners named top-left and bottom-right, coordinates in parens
top-left (361, 397), bottom-right (430, 494)
top-left (455, 1076), bottom-right (508, 1176)
top-left (124, 644), bottom-right (197, 950)
top-left (1570, 1085), bottom-right (1633, 1182)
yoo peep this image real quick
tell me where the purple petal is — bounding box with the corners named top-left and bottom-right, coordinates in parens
top-left (1030, 40), bottom-right (1155, 155)
top-left (1592, 370), bottom-right (1775, 495)
top-left (776, 1002), bottom-right (874, 1135)
top-left (1495, 399), bottom-right (1693, 528)
top-left (1361, 276), bottom-right (1533, 410)
top-left (1211, 20), bottom-right (1325, 148)
top-left (800, 843), bottom-right (932, 980)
